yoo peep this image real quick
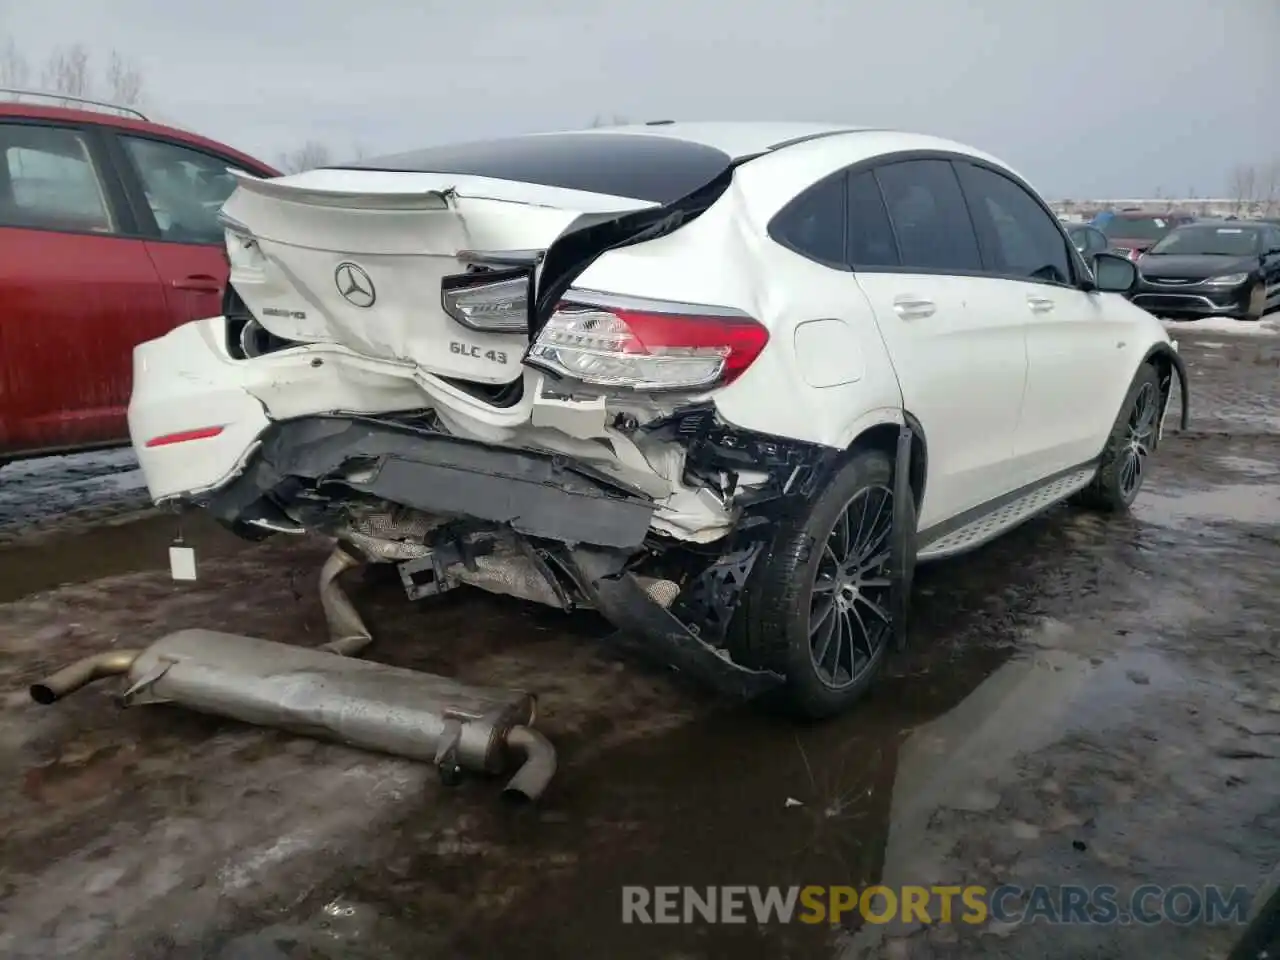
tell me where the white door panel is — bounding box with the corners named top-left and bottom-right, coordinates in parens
top-left (1014, 287), bottom-right (1136, 479)
top-left (855, 272), bottom-right (1028, 528)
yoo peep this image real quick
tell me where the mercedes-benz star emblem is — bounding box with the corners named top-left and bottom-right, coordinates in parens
top-left (334, 262), bottom-right (376, 308)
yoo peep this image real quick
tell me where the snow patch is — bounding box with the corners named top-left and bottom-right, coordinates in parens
top-left (1160, 316), bottom-right (1279, 336)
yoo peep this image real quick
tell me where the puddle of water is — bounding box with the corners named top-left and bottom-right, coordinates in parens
top-left (0, 512), bottom-right (252, 602)
top-left (1134, 483), bottom-right (1280, 530)
top-left (885, 644), bottom-right (1183, 837)
top-left (1217, 456), bottom-right (1278, 479)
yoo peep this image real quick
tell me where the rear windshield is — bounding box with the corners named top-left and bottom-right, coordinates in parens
top-left (1148, 225), bottom-right (1262, 257)
top-left (333, 133), bottom-right (735, 205)
top-left (1101, 216), bottom-right (1177, 241)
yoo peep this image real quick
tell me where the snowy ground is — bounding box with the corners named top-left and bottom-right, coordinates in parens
top-left (1160, 315), bottom-right (1280, 336)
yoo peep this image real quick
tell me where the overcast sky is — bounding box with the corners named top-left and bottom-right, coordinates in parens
top-left (3, 0), bottom-right (1277, 198)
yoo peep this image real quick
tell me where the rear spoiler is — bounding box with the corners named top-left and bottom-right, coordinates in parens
top-left (222, 156), bottom-right (753, 342)
top-left (226, 169), bottom-right (453, 211)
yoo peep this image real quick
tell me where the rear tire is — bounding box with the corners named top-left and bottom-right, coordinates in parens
top-left (1075, 363), bottom-right (1162, 512)
top-left (729, 449), bottom-right (898, 719)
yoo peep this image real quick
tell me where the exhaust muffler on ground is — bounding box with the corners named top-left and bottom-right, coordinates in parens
top-left (28, 546), bottom-right (556, 802)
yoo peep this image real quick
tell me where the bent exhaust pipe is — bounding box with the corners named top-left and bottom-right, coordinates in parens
top-left (31, 630), bottom-right (554, 801)
top-left (30, 650), bottom-right (142, 704)
top-left (317, 544), bottom-right (374, 657)
top-left (29, 547), bottom-right (557, 801)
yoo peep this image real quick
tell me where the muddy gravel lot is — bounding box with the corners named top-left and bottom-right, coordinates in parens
top-left (1, 325), bottom-right (1277, 960)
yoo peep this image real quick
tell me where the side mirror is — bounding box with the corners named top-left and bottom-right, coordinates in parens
top-left (1092, 252), bottom-right (1137, 293)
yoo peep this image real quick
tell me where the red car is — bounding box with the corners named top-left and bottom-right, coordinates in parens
top-left (0, 93), bottom-right (278, 461)
top-left (1099, 211), bottom-right (1195, 261)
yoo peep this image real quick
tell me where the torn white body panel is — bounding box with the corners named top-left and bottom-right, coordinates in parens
top-left (128, 317), bottom-right (740, 541)
top-left (221, 169), bottom-right (655, 383)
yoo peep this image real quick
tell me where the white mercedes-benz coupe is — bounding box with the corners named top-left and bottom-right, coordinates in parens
top-left (128, 121), bottom-right (1189, 718)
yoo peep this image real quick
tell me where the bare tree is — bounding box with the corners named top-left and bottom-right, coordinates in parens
top-left (1, 37), bottom-right (30, 87)
top-left (105, 50), bottom-right (144, 107)
top-left (0, 38), bottom-right (145, 108)
top-left (1260, 160), bottom-right (1280, 218)
top-left (277, 140), bottom-right (332, 174)
top-left (40, 43), bottom-right (90, 98)
top-left (588, 114), bottom-right (629, 128)
top-left (1228, 164), bottom-right (1257, 217)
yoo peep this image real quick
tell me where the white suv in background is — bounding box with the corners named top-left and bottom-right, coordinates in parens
top-left (127, 121), bottom-right (1189, 717)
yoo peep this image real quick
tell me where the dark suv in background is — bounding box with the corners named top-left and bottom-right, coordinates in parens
top-left (1101, 211), bottom-right (1195, 260)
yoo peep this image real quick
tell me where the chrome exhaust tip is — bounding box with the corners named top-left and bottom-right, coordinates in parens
top-left (501, 725), bottom-right (558, 803)
top-left (30, 650), bottom-right (142, 704)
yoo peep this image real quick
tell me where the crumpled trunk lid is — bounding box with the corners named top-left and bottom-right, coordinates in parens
top-left (219, 171), bottom-right (646, 385)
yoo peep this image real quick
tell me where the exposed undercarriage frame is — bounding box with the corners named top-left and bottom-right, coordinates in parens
top-left (199, 408), bottom-right (851, 697)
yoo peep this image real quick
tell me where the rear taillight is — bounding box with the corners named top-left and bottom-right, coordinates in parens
top-left (525, 290), bottom-right (769, 392)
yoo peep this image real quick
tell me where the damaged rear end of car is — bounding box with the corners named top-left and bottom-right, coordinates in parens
top-left (129, 131), bottom-right (850, 696)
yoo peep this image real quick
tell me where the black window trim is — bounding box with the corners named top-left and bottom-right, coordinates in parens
top-left (103, 128), bottom-right (261, 247)
top-left (847, 168), bottom-right (901, 269)
top-left (766, 148), bottom-right (1091, 289)
top-left (871, 156), bottom-right (984, 276)
top-left (0, 116), bottom-right (142, 240)
top-left (951, 157), bottom-right (1080, 290)
top-left (765, 166), bottom-right (850, 271)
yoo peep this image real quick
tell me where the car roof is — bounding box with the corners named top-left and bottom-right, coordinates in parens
top-left (556, 121), bottom-right (874, 160)
top-left (0, 100), bottom-right (278, 176)
top-left (1179, 219), bottom-right (1264, 230)
top-left (331, 122), bottom-right (1029, 209)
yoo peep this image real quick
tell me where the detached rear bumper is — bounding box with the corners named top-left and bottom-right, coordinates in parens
top-left (205, 415), bottom-right (657, 550)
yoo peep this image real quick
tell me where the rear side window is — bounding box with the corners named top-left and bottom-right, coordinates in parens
top-left (845, 170), bottom-right (899, 267)
top-left (956, 162), bottom-right (1073, 285)
top-left (873, 160), bottom-right (981, 273)
top-left (0, 123), bottom-right (115, 233)
top-left (770, 175), bottom-right (846, 267)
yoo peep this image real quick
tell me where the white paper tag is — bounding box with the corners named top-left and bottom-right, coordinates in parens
top-left (169, 545), bottom-right (197, 581)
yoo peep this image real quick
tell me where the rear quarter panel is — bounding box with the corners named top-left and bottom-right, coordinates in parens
top-left (570, 176), bottom-right (903, 448)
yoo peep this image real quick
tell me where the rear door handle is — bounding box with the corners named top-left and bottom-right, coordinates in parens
top-left (172, 275), bottom-right (222, 293)
top-left (892, 295), bottom-right (936, 320)
top-left (1027, 295), bottom-right (1055, 314)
